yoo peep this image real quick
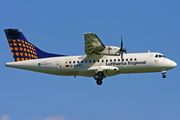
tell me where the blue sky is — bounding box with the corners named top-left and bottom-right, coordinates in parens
top-left (0, 0), bottom-right (180, 120)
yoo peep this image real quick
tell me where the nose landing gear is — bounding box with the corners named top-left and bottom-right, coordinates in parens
top-left (161, 71), bottom-right (166, 78)
top-left (94, 71), bottom-right (105, 85)
top-left (162, 74), bottom-right (166, 78)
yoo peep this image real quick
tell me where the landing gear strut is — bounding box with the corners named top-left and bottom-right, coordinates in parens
top-left (94, 71), bottom-right (105, 85)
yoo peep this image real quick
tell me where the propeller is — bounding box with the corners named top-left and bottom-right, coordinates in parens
top-left (119, 37), bottom-right (126, 63)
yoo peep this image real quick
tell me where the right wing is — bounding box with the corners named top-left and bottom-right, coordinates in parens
top-left (84, 33), bottom-right (105, 56)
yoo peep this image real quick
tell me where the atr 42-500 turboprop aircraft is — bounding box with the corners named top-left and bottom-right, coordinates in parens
top-left (4, 29), bottom-right (177, 85)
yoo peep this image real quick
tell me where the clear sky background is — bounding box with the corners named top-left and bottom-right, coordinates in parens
top-left (0, 0), bottom-right (180, 120)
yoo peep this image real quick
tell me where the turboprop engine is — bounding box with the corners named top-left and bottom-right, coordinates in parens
top-left (100, 46), bottom-right (120, 56)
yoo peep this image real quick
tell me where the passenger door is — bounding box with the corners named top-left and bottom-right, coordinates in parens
top-left (56, 61), bottom-right (61, 71)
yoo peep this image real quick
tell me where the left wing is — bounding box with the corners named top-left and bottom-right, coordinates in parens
top-left (84, 33), bottom-right (105, 56)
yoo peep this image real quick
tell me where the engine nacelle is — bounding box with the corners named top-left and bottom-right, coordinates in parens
top-left (99, 46), bottom-right (120, 56)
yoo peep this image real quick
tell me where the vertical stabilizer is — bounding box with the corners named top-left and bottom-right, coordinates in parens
top-left (4, 29), bottom-right (66, 62)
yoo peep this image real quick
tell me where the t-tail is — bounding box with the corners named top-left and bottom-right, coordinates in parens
top-left (4, 29), bottom-right (66, 62)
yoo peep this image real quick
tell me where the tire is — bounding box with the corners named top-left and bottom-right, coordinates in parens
top-left (96, 80), bottom-right (102, 85)
top-left (94, 74), bottom-right (99, 80)
top-left (162, 74), bottom-right (166, 78)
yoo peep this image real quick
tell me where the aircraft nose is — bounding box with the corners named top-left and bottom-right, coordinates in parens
top-left (170, 61), bottom-right (177, 68)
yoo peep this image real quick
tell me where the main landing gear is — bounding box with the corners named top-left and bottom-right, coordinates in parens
top-left (94, 71), bottom-right (105, 85)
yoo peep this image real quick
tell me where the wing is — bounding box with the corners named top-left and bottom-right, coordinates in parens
top-left (84, 33), bottom-right (105, 56)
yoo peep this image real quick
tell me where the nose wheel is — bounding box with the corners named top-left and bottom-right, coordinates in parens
top-left (94, 71), bottom-right (105, 85)
top-left (162, 74), bottom-right (166, 78)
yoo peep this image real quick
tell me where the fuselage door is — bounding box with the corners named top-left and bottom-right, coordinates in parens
top-left (56, 61), bottom-right (61, 71)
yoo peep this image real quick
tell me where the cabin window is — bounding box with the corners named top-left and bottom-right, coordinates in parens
top-left (73, 61), bottom-right (75, 64)
top-left (85, 60), bottom-right (87, 63)
top-left (89, 60), bottom-right (91, 63)
top-left (77, 61), bottom-right (79, 63)
top-left (155, 54), bottom-right (158, 58)
top-left (106, 60), bottom-right (108, 62)
top-left (126, 59), bottom-right (128, 61)
top-left (130, 58), bottom-right (132, 61)
top-left (69, 61), bottom-right (71, 64)
top-left (81, 61), bottom-right (83, 63)
top-left (102, 60), bottom-right (104, 62)
top-left (122, 59), bottom-right (124, 61)
top-left (118, 59), bottom-right (120, 61)
top-left (134, 58), bottom-right (137, 61)
top-left (110, 59), bottom-right (112, 62)
top-left (97, 60), bottom-right (99, 62)
top-left (93, 60), bottom-right (96, 63)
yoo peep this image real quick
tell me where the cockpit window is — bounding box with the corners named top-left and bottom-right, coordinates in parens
top-left (159, 55), bottom-right (162, 58)
top-left (162, 55), bottom-right (166, 58)
top-left (155, 54), bottom-right (166, 58)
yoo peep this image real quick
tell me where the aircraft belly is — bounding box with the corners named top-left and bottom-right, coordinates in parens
top-left (56, 70), bottom-right (78, 76)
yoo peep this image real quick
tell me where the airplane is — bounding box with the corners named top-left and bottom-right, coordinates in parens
top-left (4, 29), bottom-right (177, 85)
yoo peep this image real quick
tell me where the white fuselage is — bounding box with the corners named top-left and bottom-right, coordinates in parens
top-left (5, 52), bottom-right (177, 77)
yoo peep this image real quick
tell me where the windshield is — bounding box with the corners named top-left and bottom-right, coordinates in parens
top-left (162, 55), bottom-right (166, 58)
top-left (155, 54), bottom-right (166, 58)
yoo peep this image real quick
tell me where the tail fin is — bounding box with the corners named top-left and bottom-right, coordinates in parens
top-left (4, 29), bottom-right (66, 62)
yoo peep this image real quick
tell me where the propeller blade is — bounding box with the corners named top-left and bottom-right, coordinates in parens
top-left (119, 37), bottom-right (122, 56)
top-left (120, 37), bottom-right (127, 64)
top-left (121, 37), bottom-right (123, 49)
top-left (121, 51), bottom-right (123, 59)
top-left (120, 37), bottom-right (125, 65)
